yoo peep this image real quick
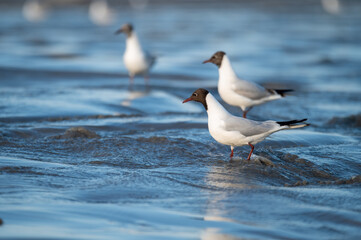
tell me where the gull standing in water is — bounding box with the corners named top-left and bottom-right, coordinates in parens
top-left (203, 51), bottom-right (293, 118)
top-left (115, 23), bottom-right (156, 86)
top-left (183, 88), bottom-right (309, 160)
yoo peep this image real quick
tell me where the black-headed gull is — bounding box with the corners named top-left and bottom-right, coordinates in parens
top-left (183, 88), bottom-right (309, 160)
top-left (115, 23), bottom-right (156, 85)
top-left (203, 51), bottom-right (292, 118)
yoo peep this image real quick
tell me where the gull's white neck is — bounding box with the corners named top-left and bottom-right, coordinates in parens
top-left (218, 55), bottom-right (238, 83)
top-left (206, 93), bottom-right (231, 119)
top-left (125, 32), bottom-right (144, 56)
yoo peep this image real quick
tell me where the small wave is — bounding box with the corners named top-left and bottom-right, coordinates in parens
top-left (89, 160), bottom-right (106, 165)
top-left (318, 57), bottom-right (336, 65)
top-left (0, 114), bottom-right (142, 124)
top-left (25, 38), bottom-right (49, 46)
top-left (0, 166), bottom-right (59, 176)
top-left (136, 136), bottom-right (169, 144)
top-left (88, 160), bottom-right (121, 167)
top-left (46, 113), bottom-right (142, 123)
top-left (52, 127), bottom-right (100, 139)
top-left (41, 53), bottom-right (81, 59)
top-left (285, 175), bottom-right (361, 187)
top-left (321, 175), bottom-right (361, 185)
top-left (327, 113), bottom-right (361, 128)
top-left (230, 155), bottom-right (275, 167)
top-left (1, 129), bottom-right (35, 139)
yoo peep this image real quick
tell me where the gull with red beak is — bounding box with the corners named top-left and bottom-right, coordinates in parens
top-left (203, 51), bottom-right (293, 118)
top-left (183, 88), bottom-right (309, 160)
top-left (115, 23), bottom-right (156, 86)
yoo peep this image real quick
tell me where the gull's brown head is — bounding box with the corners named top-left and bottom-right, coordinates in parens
top-left (182, 88), bottom-right (209, 110)
top-left (115, 23), bottom-right (134, 37)
top-left (203, 51), bottom-right (225, 68)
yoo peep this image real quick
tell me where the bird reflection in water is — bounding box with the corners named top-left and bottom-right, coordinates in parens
top-left (120, 88), bottom-right (150, 107)
top-left (200, 163), bottom-right (258, 240)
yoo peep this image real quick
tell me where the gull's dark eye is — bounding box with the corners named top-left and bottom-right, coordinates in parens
top-left (193, 93), bottom-right (198, 97)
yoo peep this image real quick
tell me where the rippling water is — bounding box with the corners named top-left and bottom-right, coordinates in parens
top-left (1, 1), bottom-right (361, 239)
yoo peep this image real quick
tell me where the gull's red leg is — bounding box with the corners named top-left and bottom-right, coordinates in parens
top-left (246, 143), bottom-right (254, 161)
top-left (230, 146), bottom-right (234, 159)
top-left (242, 107), bottom-right (253, 118)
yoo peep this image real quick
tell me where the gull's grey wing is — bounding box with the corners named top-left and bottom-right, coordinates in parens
top-left (231, 79), bottom-right (272, 100)
top-left (145, 50), bottom-right (156, 68)
top-left (223, 116), bottom-right (279, 137)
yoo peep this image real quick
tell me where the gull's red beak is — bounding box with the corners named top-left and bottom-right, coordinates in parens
top-left (182, 97), bottom-right (192, 103)
top-left (202, 59), bottom-right (211, 64)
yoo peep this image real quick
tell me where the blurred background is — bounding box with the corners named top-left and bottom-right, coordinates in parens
top-left (0, 0), bottom-right (359, 79)
top-left (0, 0), bottom-right (360, 239)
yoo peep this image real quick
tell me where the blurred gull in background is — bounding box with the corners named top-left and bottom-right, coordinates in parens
top-left (89, 0), bottom-right (114, 26)
top-left (22, 0), bottom-right (47, 22)
top-left (115, 23), bottom-right (156, 86)
top-left (321, 0), bottom-right (341, 14)
top-left (23, 0), bottom-right (114, 25)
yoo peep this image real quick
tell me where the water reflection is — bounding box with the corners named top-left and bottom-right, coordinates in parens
top-left (201, 163), bottom-right (254, 239)
top-left (200, 169), bottom-right (262, 239)
top-left (200, 228), bottom-right (240, 240)
top-left (120, 88), bottom-right (150, 107)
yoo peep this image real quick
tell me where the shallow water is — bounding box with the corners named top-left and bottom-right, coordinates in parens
top-left (1, 1), bottom-right (361, 239)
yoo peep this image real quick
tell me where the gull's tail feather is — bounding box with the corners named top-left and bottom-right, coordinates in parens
top-left (273, 89), bottom-right (294, 97)
top-left (277, 118), bottom-right (309, 129)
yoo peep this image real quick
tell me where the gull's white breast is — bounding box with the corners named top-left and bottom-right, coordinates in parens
top-left (123, 33), bottom-right (150, 76)
top-left (206, 94), bottom-right (248, 147)
top-left (217, 55), bottom-right (281, 111)
top-left (205, 93), bottom-right (282, 147)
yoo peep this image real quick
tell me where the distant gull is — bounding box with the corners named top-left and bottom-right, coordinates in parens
top-left (183, 88), bottom-right (309, 160)
top-left (89, 0), bottom-right (114, 26)
top-left (115, 23), bottom-right (156, 86)
top-left (23, 0), bottom-right (115, 24)
top-left (321, 0), bottom-right (341, 14)
top-left (203, 51), bottom-right (293, 118)
top-left (22, 0), bottom-right (47, 22)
